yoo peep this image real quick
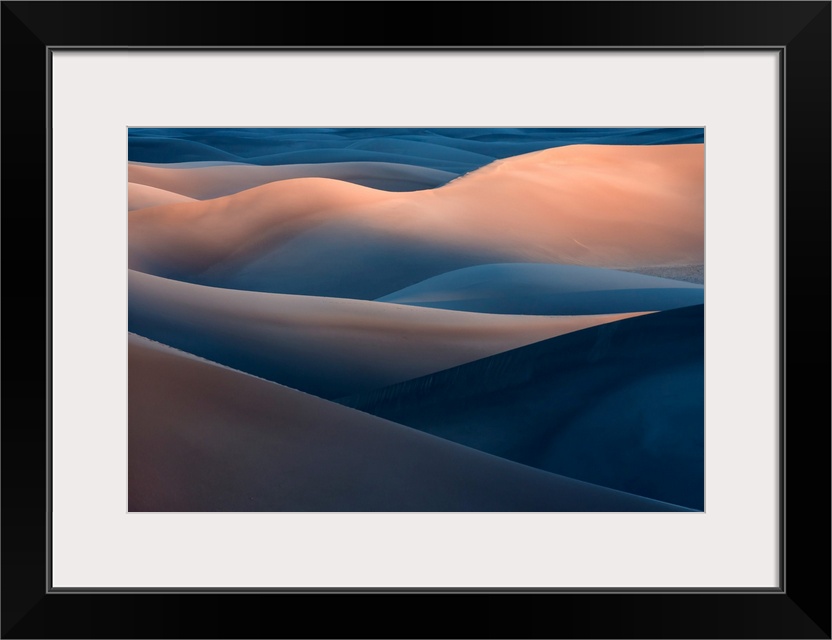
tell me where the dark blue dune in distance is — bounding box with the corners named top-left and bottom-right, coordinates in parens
top-left (377, 263), bottom-right (704, 314)
top-left (339, 305), bottom-right (705, 510)
top-left (128, 127), bottom-right (705, 177)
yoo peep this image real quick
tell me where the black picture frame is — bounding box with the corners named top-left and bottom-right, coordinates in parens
top-left (2, 2), bottom-right (829, 638)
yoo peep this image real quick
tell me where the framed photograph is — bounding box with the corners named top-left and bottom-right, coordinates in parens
top-left (3, 2), bottom-right (829, 638)
top-left (126, 124), bottom-right (707, 515)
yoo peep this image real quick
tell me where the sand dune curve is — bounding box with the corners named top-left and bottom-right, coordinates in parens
top-left (341, 305), bottom-right (705, 510)
top-left (377, 263), bottom-right (704, 314)
top-left (128, 182), bottom-right (197, 211)
top-left (129, 270), bottom-right (647, 399)
top-left (128, 144), bottom-right (704, 297)
top-left (128, 161), bottom-right (458, 198)
top-left (128, 333), bottom-right (690, 512)
top-left (129, 127), bottom-right (704, 169)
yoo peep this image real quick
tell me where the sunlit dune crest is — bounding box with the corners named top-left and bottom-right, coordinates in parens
top-left (438, 143), bottom-right (703, 265)
top-left (128, 144), bottom-right (704, 286)
top-left (129, 177), bottom-right (392, 278)
top-left (128, 333), bottom-right (691, 512)
top-left (128, 182), bottom-right (196, 211)
top-left (128, 161), bottom-right (457, 198)
top-left (129, 270), bottom-right (648, 399)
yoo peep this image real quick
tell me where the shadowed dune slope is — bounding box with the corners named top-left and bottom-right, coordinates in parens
top-left (620, 264), bottom-right (705, 285)
top-left (128, 182), bottom-right (197, 211)
top-left (129, 143), bottom-right (477, 173)
top-left (128, 127), bottom-right (704, 170)
top-left (129, 270), bottom-right (645, 399)
top-left (128, 161), bottom-right (458, 198)
top-left (377, 263), bottom-right (704, 314)
top-left (129, 144), bottom-right (704, 298)
top-left (192, 223), bottom-right (509, 299)
top-left (340, 305), bottom-right (705, 510)
top-left (128, 334), bottom-right (691, 512)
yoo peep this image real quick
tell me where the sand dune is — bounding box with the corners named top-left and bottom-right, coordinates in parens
top-left (129, 177), bottom-right (391, 284)
top-left (377, 263), bottom-right (704, 314)
top-left (127, 182), bottom-right (196, 211)
top-left (341, 305), bottom-right (705, 510)
top-left (128, 333), bottom-right (690, 512)
top-left (129, 270), bottom-right (646, 399)
top-left (129, 127), bottom-right (704, 170)
top-left (128, 161), bottom-right (457, 198)
top-left (343, 137), bottom-right (494, 165)
top-left (189, 221), bottom-right (511, 299)
top-left (130, 142), bottom-right (476, 174)
top-left (128, 136), bottom-right (242, 164)
top-left (128, 144), bottom-right (704, 297)
top-left (620, 264), bottom-right (705, 285)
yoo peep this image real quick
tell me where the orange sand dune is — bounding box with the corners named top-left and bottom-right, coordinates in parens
top-left (129, 177), bottom-right (390, 277)
top-left (129, 270), bottom-right (646, 398)
top-left (128, 161), bottom-right (456, 199)
top-left (128, 333), bottom-right (689, 512)
top-left (129, 144), bottom-right (703, 280)
top-left (128, 182), bottom-right (196, 211)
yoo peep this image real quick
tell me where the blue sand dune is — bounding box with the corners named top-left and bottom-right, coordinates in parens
top-left (619, 264), bottom-right (705, 285)
top-left (128, 137), bottom-right (242, 164)
top-left (129, 127), bottom-right (705, 175)
top-left (192, 222), bottom-right (510, 300)
top-left (377, 263), bottom-right (704, 314)
top-left (181, 149), bottom-right (474, 175)
top-left (129, 161), bottom-right (457, 195)
top-left (339, 305), bottom-right (705, 510)
top-left (129, 139), bottom-right (479, 174)
top-left (129, 333), bottom-right (691, 512)
top-left (128, 270), bottom-right (624, 400)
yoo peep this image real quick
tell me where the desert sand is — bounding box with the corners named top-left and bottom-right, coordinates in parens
top-left (126, 130), bottom-right (705, 513)
top-left (342, 305), bottom-right (705, 510)
top-left (128, 182), bottom-right (196, 211)
top-left (128, 333), bottom-right (691, 512)
top-left (129, 161), bottom-right (457, 198)
top-left (377, 263), bottom-right (703, 314)
top-left (129, 270), bottom-right (647, 398)
top-left (128, 144), bottom-right (704, 297)
top-left (130, 127), bottom-right (703, 170)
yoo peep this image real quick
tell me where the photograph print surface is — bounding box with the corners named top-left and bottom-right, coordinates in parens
top-left (127, 127), bottom-right (704, 512)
